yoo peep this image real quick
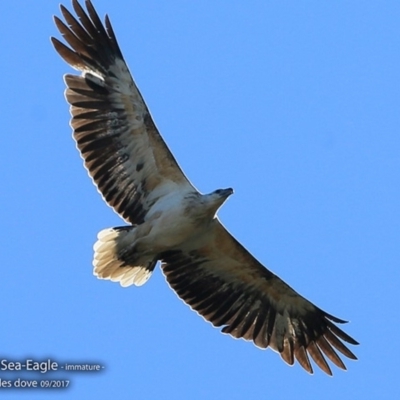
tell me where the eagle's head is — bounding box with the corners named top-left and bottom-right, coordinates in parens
top-left (184, 188), bottom-right (233, 222)
top-left (205, 188), bottom-right (234, 216)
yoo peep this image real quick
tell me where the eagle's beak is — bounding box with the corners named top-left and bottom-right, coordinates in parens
top-left (223, 188), bottom-right (234, 197)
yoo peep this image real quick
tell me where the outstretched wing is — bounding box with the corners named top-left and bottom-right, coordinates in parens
top-left (52, 0), bottom-right (195, 224)
top-left (161, 221), bottom-right (358, 375)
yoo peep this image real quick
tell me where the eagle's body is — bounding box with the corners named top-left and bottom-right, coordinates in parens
top-left (94, 189), bottom-right (232, 287)
top-left (52, 0), bottom-right (358, 375)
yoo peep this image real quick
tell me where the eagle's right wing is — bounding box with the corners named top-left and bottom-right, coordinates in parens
top-left (52, 0), bottom-right (195, 225)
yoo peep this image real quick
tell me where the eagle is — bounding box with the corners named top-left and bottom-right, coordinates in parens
top-left (52, 0), bottom-right (358, 375)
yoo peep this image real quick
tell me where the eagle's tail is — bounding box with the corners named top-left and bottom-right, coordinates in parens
top-left (93, 227), bottom-right (157, 287)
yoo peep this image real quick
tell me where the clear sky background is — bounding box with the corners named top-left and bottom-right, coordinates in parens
top-left (1, 0), bottom-right (399, 399)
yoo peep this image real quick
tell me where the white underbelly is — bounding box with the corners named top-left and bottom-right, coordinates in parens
top-left (148, 208), bottom-right (197, 250)
top-left (142, 192), bottom-right (204, 252)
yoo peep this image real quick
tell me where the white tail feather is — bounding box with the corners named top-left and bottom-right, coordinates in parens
top-left (93, 228), bottom-right (153, 287)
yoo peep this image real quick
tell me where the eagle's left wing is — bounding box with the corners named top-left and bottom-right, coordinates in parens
top-left (161, 221), bottom-right (358, 376)
top-left (51, 0), bottom-right (196, 225)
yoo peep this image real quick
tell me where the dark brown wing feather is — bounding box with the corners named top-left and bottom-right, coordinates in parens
top-left (52, 0), bottom-right (194, 224)
top-left (161, 221), bottom-right (358, 375)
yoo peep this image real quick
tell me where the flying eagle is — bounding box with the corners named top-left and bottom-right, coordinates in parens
top-left (52, 0), bottom-right (358, 375)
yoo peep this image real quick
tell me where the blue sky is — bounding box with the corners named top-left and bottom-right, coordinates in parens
top-left (1, 0), bottom-right (399, 399)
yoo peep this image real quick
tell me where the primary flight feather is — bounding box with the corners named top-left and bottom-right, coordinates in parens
top-left (52, 0), bottom-right (358, 375)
